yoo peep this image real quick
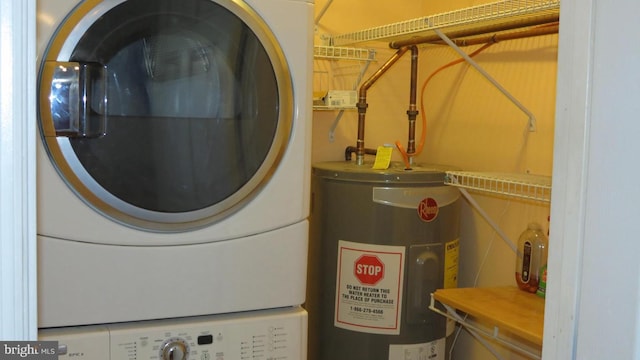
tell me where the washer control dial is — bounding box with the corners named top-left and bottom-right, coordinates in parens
top-left (161, 338), bottom-right (189, 360)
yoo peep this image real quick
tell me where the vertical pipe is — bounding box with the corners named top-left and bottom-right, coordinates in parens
top-left (355, 47), bottom-right (409, 165)
top-left (355, 102), bottom-right (367, 165)
top-left (406, 45), bottom-right (419, 163)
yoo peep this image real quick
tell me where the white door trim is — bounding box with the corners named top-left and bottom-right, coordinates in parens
top-left (0, 0), bottom-right (37, 340)
top-left (543, 0), bottom-right (594, 357)
top-left (546, 0), bottom-right (640, 358)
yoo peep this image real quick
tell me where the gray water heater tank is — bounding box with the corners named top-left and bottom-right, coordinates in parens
top-left (306, 161), bottom-right (461, 360)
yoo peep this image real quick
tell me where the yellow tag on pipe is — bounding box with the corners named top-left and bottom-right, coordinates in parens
top-left (372, 146), bottom-right (393, 170)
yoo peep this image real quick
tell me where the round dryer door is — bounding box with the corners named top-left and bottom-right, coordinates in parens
top-left (38, 0), bottom-right (293, 231)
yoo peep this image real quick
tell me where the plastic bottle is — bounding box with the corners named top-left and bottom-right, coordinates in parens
top-left (536, 264), bottom-right (547, 298)
top-left (515, 222), bottom-right (548, 293)
top-left (535, 215), bottom-right (550, 298)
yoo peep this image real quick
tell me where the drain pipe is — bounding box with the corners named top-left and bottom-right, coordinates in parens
top-left (350, 46), bottom-right (410, 165)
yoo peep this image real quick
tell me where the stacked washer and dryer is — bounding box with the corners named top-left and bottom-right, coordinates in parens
top-left (36, 0), bottom-right (313, 359)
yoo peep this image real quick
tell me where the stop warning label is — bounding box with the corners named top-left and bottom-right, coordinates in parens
top-left (335, 240), bottom-right (405, 335)
top-left (354, 255), bottom-right (385, 285)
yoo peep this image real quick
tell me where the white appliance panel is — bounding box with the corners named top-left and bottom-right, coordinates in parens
top-left (38, 222), bottom-right (308, 327)
top-left (39, 307), bottom-right (307, 360)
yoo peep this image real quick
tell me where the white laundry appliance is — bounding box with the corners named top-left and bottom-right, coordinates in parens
top-left (36, 0), bottom-right (313, 330)
top-left (39, 307), bottom-right (308, 360)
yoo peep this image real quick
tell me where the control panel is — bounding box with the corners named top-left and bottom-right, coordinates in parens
top-left (39, 307), bottom-right (307, 360)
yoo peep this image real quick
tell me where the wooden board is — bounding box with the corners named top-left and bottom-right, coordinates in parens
top-left (433, 286), bottom-right (544, 346)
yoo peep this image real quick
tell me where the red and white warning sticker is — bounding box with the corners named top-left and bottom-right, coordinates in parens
top-left (334, 240), bottom-right (405, 335)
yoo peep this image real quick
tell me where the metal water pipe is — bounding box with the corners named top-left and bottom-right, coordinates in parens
top-left (349, 46), bottom-right (412, 165)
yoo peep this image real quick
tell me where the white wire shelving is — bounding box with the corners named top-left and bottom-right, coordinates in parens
top-left (313, 45), bottom-right (376, 61)
top-left (319, 0), bottom-right (559, 132)
top-left (312, 47), bottom-right (377, 138)
top-left (312, 46), bottom-right (374, 112)
top-left (331, 0), bottom-right (560, 46)
top-left (313, 105), bottom-right (357, 111)
top-left (444, 171), bottom-right (552, 203)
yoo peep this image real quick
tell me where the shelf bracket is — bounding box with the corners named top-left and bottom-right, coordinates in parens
top-left (429, 294), bottom-right (542, 360)
top-left (328, 111), bottom-right (345, 142)
top-left (446, 173), bottom-right (518, 256)
top-left (314, 0), bottom-right (334, 26)
top-left (459, 187), bottom-right (520, 256)
top-left (433, 29), bottom-right (537, 132)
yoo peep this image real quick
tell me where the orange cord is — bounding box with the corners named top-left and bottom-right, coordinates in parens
top-left (395, 42), bottom-right (495, 165)
top-left (395, 140), bottom-right (412, 169)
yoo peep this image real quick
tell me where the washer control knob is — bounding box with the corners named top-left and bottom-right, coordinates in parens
top-left (161, 339), bottom-right (188, 360)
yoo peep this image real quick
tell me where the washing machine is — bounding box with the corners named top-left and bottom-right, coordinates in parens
top-left (36, 0), bottom-right (313, 329)
top-left (39, 307), bottom-right (308, 360)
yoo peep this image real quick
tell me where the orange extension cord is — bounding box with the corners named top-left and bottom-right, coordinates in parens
top-left (395, 42), bottom-right (495, 169)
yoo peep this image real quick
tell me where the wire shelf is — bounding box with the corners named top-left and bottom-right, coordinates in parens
top-left (331, 0), bottom-right (560, 46)
top-left (312, 105), bottom-right (357, 111)
top-left (313, 46), bottom-right (376, 61)
top-left (445, 171), bottom-right (552, 203)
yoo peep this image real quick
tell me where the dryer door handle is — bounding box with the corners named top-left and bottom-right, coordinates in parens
top-left (40, 61), bottom-right (108, 138)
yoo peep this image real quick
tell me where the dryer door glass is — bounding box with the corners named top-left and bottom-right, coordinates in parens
top-left (38, 0), bottom-right (293, 231)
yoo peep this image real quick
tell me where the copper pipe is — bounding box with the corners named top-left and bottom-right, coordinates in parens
top-left (430, 23), bottom-right (559, 47)
top-left (354, 46), bottom-right (410, 165)
top-left (389, 13), bottom-right (559, 49)
top-left (344, 146), bottom-right (378, 161)
top-left (406, 45), bottom-right (419, 158)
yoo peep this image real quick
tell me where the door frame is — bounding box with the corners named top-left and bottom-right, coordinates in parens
top-left (6, 1), bottom-right (638, 358)
top-left (0, 0), bottom-right (37, 340)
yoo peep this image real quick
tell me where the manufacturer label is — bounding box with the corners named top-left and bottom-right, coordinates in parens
top-left (444, 238), bottom-right (460, 336)
top-left (417, 198), bottom-right (439, 222)
top-left (388, 338), bottom-right (445, 360)
top-left (335, 240), bottom-right (405, 335)
top-left (444, 238), bottom-right (459, 289)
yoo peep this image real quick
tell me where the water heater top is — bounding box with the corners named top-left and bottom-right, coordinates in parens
top-left (312, 161), bottom-right (459, 185)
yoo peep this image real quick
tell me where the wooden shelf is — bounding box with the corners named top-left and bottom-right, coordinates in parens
top-left (433, 286), bottom-right (544, 346)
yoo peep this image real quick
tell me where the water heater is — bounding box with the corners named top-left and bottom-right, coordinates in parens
top-left (306, 161), bottom-right (461, 360)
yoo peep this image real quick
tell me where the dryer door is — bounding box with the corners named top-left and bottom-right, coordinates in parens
top-left (38, 0), bottom-right (293, 231)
